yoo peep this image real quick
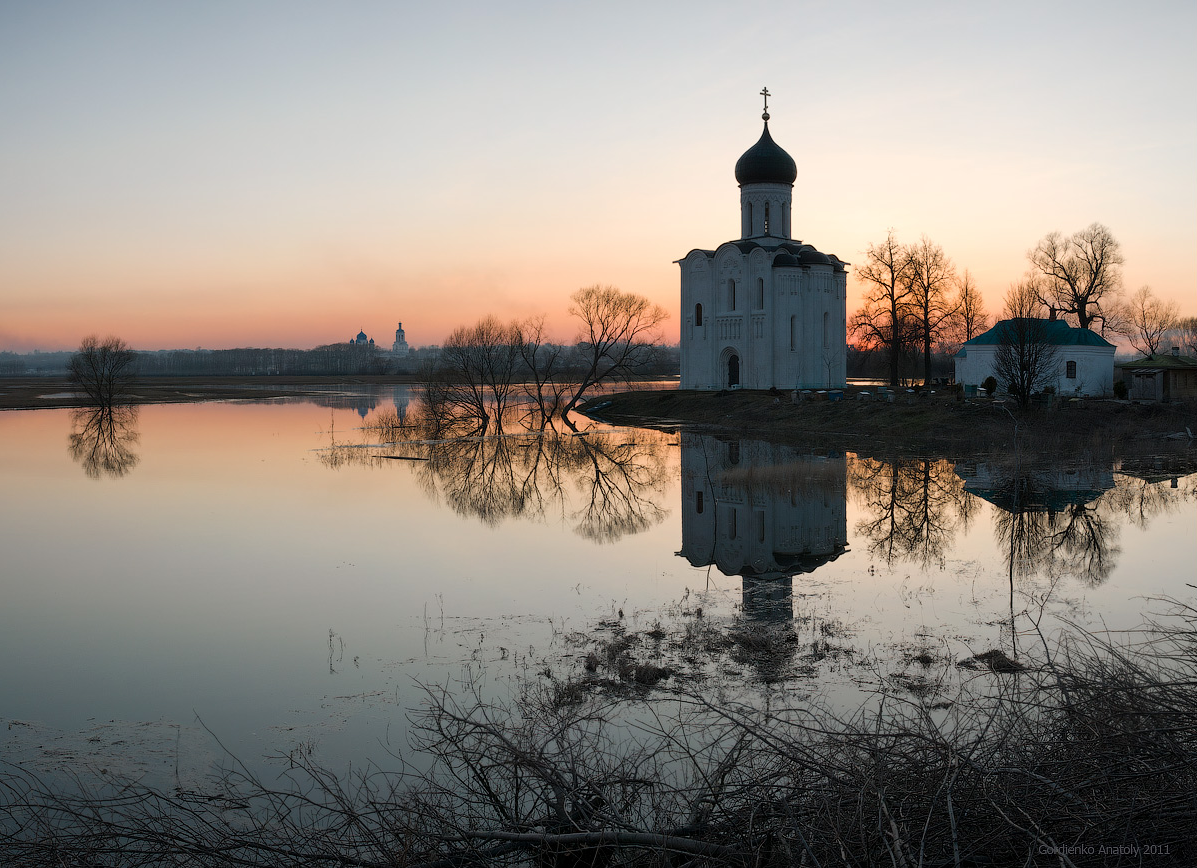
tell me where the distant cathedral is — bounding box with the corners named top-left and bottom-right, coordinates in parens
top-left (347, 322), bottom-right (410, 356)
top-left (678, 90), bottom-right (847, 390)
top-left (391, 322), bottom-right (409, 356)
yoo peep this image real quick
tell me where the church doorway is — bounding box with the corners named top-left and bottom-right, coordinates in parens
top-left (727, 354), bottom-right (740, 388)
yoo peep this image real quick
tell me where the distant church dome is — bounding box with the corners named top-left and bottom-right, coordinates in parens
top-left (734, 122), bottom-right (797, 186)
top-left (356, 330), bottom-right (368, 342)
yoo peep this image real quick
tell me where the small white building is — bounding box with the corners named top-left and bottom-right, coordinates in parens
top-left (678, 97), bottom-right (847, 390)
top-left (954, 319), bottom-right (1115, 396)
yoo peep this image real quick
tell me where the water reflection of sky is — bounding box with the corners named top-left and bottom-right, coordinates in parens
top-left (1, 389), bottom-right (1193, 782)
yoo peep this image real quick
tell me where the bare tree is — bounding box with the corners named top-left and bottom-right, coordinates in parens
top-left (905, 236), bottom-right (958, 385)
top-left (1026, 222), bottom-right (1124, 331)
top-left (423, 315), bottom-right (521, 430)
top-left (850, 230), bottom-right (916, 386)
top-left (560, 285), bottom-right (668, 417)
top-left (955, 269), bottom-right (988, 341)
top-left (515, 315), bottom-right (570, 425)
top-left (67, 335), bottom-right (138, 409)
top-left (938, 269), bottom-right (988, 359)
top-left (1168, 315), bottom-right (1197, 356)
top-left (1120, 285), bottom-right (1179, 358)
top-left (991, 282), bottom-right (1059, 407)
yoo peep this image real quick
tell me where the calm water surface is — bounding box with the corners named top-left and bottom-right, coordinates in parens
top-left (1, 387), bottom-right (1193, 782)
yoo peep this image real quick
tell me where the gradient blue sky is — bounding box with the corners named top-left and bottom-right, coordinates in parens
top-left (2, 0), bottom-right (1193, 351)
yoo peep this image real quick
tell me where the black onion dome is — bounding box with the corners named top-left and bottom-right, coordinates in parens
top-left (735, 123), bottom-right (797, 185)
top-left (798, 246), bottom-right (831, 266)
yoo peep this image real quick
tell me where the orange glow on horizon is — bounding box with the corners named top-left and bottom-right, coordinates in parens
top-left (2, 4), bottom-right (1193, 354)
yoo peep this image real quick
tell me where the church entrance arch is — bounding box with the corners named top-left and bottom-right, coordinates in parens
top-left (720, 347), bottom-right (742, 389)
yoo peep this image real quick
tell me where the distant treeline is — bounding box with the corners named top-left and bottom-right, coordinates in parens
top-left (1, 350), bottom-right (74, 376)
top-left (1, 343), bottom-right (680, 379)
top-left (846, 343), bottom-right (958, 385)
top-left (135, 344), bottom-right (409, 376)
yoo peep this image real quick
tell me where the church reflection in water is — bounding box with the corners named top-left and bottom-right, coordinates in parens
top-left (679, 433), bottom-right (848, 621)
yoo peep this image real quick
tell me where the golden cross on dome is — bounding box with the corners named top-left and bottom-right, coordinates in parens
top-left (760, 86), bottom-right (771, 121)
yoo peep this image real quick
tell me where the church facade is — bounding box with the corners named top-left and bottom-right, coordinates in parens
top-left (678, 99), bottom-right (848, 390)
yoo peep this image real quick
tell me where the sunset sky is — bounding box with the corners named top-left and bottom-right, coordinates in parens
top-left (2, 1), bottom-right (1194, 353)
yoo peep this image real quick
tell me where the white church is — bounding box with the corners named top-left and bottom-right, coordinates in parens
top-left (678, 92), bottom-right (848, 391)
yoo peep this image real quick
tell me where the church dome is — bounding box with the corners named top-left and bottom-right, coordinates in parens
top-left (797, 246), bottom-right (831, 266)
top-left (735, 123), bottom-right (797, 186)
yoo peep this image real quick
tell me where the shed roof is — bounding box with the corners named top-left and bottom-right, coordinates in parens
top-left (1117, 354), bottom-right (1197, 371)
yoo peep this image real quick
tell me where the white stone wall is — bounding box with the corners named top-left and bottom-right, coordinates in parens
top-left (954, 344), bottom-right (1115, 396)
top-left (740, 182), bottom-right (793, 239)
top-left (680, 248), bottom-right (846, 390)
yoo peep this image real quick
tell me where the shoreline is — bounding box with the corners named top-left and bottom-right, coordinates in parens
top-left (0, 375), bottom-right (423, 411)
top-left (580, 387), bottom-right (1197, 459)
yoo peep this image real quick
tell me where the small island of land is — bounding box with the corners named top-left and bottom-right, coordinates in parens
top-left (581, 387), bottom-right (1196, 458)
top-left (5, 375), bottom-right (1194, 461)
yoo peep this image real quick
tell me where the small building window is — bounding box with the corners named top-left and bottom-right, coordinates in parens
top-left (764, 202), bottom-right (771, 235)
top-left (755, 278), bottom-right (764, 310)
top-left (695, 303), bottom-right (703, 326)
top-left (696, 490), bottom-right (704, 514)
top-left (823, 312), bottom-right (829, 347)
top-left (790, 315), bottom-right (796, 351)
top-left (729, 508), bottom-right (738, 540)
top-left (1066, 360), bottom-right (1077, 379)
top-left (727, 279), bottom-right (736, 311)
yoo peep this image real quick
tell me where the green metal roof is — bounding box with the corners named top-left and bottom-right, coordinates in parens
top-left (961, 319), bottom-right (1115, 349)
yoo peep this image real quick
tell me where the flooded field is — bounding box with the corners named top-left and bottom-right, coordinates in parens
top-left (1, 386), bottom-right (1194, 788)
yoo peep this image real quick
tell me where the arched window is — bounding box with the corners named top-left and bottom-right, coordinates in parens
top-left (727, 354), bottom-right (740, 388)
top-left (1066, 360), bottom-right (1077, 379)
top-left (695, 303), bottom-right (703, 326)
top-left (696, 490), bottom-right (704, 514)
top-left (727, 279), bottom-right (736, 311)
top-left (823, 311), bottom-right (829, 347)
top-left (790, 316), bottom-right (796, 351)
top-left (728, 507), bottom-right (738, 540)
top-left (755, 278), bottom-right (764, 310)
top-left (764, 202), bottom-right (771, 235)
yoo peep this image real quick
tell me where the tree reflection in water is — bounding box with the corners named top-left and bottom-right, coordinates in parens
top-left (323, 404), bottom-right (671, 543)
top-left (957, 462), bottom-right (1120, 587)
top-left (67, 406), bottom-right (140, 479)
top-left (1102, 453), bottom-right (1197, 529)
top-left (847, 457), bottom-right (971, 569)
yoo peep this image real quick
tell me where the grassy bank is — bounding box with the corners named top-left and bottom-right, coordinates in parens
top-left (580, 388), bottom-right (1197, 457)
